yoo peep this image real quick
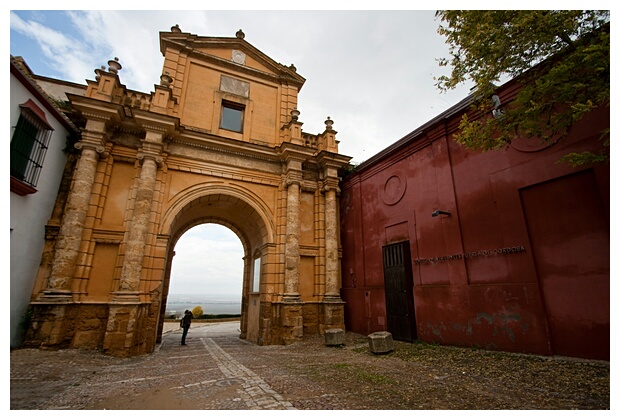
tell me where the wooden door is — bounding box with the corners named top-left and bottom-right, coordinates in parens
top-left (383, 241), bottom-right (417, 342)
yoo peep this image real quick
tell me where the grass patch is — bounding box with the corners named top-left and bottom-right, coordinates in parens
top-left (356, 371), bottom-right (397, 385)
top-left (333, 363), bottom-right (351, 370)
top-left (328, 362), bottom-right (397, 385)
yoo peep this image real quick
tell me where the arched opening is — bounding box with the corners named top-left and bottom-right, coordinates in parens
top-left (156, 190), bottom-right (274, 344)
top-left (165, 224), bottom-right (244, 321)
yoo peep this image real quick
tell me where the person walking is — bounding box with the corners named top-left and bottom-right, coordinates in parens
top-left (180, 309), bottom-right (193, 345)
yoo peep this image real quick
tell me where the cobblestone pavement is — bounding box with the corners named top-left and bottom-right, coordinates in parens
top-left (10, 321), bottom-right (610, 410)
top-left (10, 322), bottom-right (296, 410)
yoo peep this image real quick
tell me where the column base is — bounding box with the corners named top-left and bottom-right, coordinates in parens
top-left (322, 294), bottom-right (344, 303)
top-left (282, 293), bottom-right (302, 303)
top-left (38, 289), bottom-right (73, 303)
top-left (110, 291), bottom-right (140, 303)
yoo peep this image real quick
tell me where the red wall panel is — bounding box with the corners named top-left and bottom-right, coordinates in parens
top-left (340, 88), bottom-right (609, 359)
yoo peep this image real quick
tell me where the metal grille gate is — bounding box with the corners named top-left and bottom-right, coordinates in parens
top-left (382, 241), bottom-right (417, 342)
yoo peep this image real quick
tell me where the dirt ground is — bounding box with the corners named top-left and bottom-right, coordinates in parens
top-left (10, 325), bottom-right (610, 410)
top-left (239, 333), bottom-right (610, 410)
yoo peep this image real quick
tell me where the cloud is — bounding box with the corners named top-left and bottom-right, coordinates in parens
top-left (10, 10), bottom-right (474, 163)
top-left (9, 9), bottom-right (477, 294)
top-left (10, 11), bottom-right (96, 82)
top-left (169, 225), bottom-right (244, 295)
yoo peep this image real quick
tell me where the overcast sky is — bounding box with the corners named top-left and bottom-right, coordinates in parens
top-left (8, 4), bottom-right (611, 297)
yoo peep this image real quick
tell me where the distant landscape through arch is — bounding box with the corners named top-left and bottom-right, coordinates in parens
top-left (167, 224), bottom-right (244, 318)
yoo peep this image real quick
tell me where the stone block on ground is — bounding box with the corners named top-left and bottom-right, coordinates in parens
top-left (324, 328), bottom-right (345, 346)
top-left (368, 331), bottom-right (394, 354)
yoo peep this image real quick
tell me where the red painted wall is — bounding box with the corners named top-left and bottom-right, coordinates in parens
top-left (340, 82), bottom-right (609, 360)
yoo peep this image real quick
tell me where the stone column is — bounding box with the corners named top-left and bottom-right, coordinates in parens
top-left (283, 180), bottom-right (302, 302)
top-left (113, 153), bottom-right (160, 302)
top-left (40, 139), bottom-right (105, 301)
top-left (318, 161), bottom-right (346, 333)
top-left (323, 185), bottom-right (342, 302)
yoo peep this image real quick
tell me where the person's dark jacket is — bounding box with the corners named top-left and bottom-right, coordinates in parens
top-left (182, 311), bottom-right (193, 327)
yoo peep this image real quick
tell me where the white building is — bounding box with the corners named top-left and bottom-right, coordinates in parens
top-left (10, 56), bottom-right (78, 348)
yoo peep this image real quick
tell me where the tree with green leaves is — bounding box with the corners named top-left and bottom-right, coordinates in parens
top-left (435, 10), bottom-right (610, 165)
top-left (192, 305), bottom-right (204, 318)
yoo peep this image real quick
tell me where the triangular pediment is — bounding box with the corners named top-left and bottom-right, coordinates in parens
top-left (160, 27), bottom-right (305, 88)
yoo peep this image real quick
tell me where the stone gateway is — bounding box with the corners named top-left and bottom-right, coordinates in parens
top-left (24, 26), bottom-right (350, 356)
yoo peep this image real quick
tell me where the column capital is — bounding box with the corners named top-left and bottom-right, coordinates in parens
top-left (322, 182), bottom-right (341, 195)
top-left (74, 141), bottom-right (108, 158)
top-left (75, 125), bottom-right (111, 158)
top-left (285, 178), bottom-right (302, 188)
top-left (282, 168), bottom-right (303, 189)
top-left (322, 175), bottom-right (341, 194)
top-left (137, 151), bottom-right (164, 166)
